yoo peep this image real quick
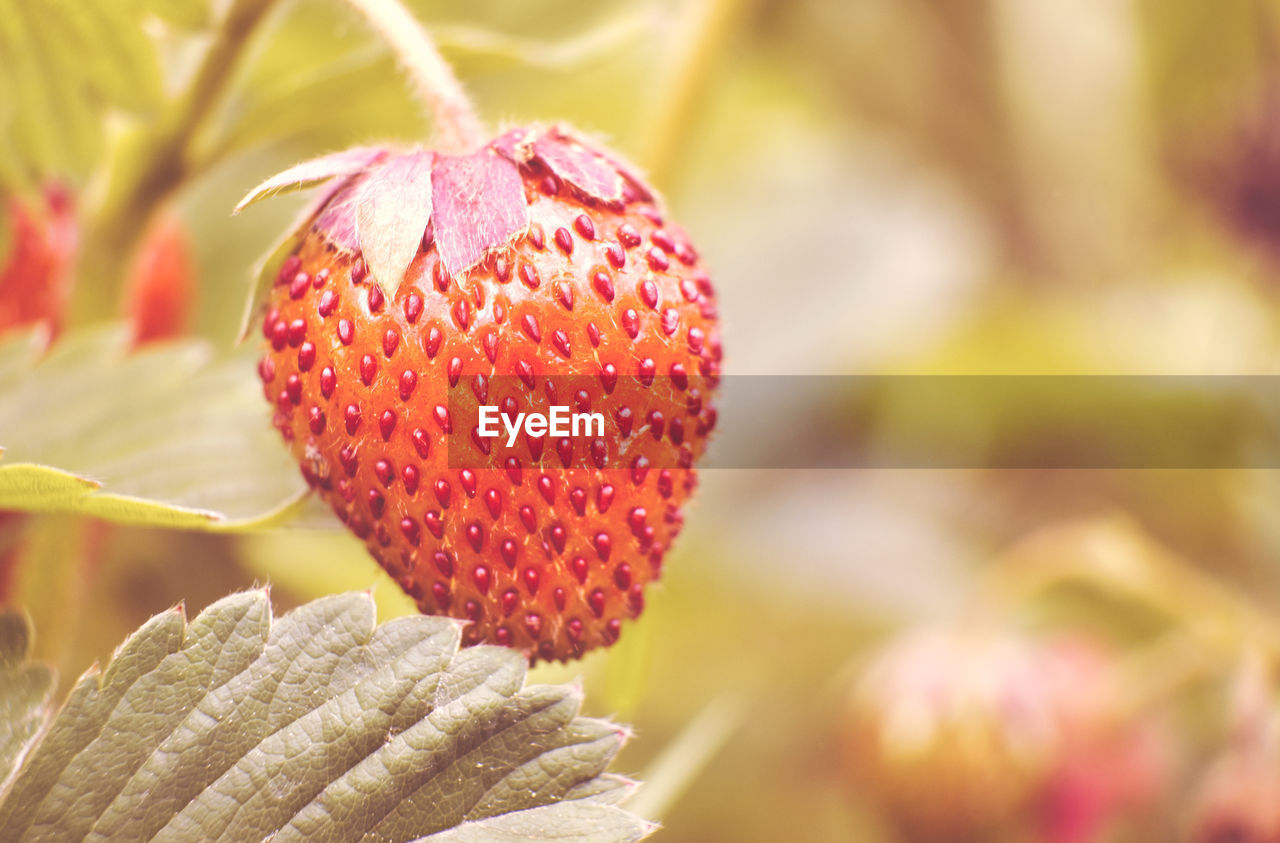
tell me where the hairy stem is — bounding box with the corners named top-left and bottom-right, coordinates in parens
top-left (339, 0), bottom-right (486, 152)
top-left (72, 0), bottom-right (279, 324)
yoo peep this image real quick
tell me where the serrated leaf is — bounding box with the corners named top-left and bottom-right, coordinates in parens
top-left (0, 325), bottom-right (307, 529)
top-left (0, 591), bottom-right (649, 842)
top-left (417, 802), bottom-right (655, 842)
top-left (356, 150), bottom-right (434, 294)
top-left (0, 613), bottom-right (55, 794)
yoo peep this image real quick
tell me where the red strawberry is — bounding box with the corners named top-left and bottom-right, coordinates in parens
top-left (124, 215), bottom-right (196, 346)
top-left (240, 125), bottom-right (720, 661)
top-left (0, 185), bottom-right (77, 336)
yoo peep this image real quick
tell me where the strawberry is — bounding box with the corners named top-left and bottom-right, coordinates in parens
top-left (240, 125), bottom-right (720, 661)
top-left (124, 214), bottom-right (196, 346)
top-left (842, 628), bottom-right (1170, 842)
top-left (0, 184), bottom-right (77, 336)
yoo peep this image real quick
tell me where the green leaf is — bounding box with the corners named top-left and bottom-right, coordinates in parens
top-left (213, 9), bottom-right (652, 160)
top-left (0, 325), bottom-right (307, 530)
top-left (144, 0), bottom-right (211, 30)
top-left (0, 0), bottom-right (164, 189)
top-left (430, 11), bottom-right (656, 69)
top-left (0, 612), bottom-right (55, 793)
top-left (39, 0), bottom-right (164, 112)
top-left (418, 802), bottom-right (656, 842)
top-left (0, 591), bottom-right (650, 841)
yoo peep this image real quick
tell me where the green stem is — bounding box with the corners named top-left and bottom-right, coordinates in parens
top-left (72, 0), bottom-right (279, 324)
top-left (983, 547), bottom-right (1280, 663)
top-left (640, 0), bottom-right (743, 184)
top-left (338, 0), bottom-right (486, 153)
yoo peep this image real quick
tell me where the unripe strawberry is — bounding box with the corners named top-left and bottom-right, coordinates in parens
top-left (124, 215), bottom-right (196, 346)
top-left (0, 185), bottom-right (77, 335)
top-left (240, 125), bottom-right (720, 661)
top-left (842, 628), bottom-right (1168, 842)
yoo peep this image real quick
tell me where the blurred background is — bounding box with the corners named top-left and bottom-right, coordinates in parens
top-left (5, 0), bottom-right (1280, 839)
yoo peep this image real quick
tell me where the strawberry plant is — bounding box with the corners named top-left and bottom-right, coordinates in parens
top-left (7, 0), bottom-right (1279, 840)
top-left (0, 0), bottom-right (735, 837)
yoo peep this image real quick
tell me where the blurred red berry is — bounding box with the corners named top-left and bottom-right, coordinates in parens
top-left (0, 185), bottom-right (77, 336)
top-left (842, 628), bottom-right (1170, 842)
top-left (1032, 641), bottom-right (1170, 843)
top-left (125, 215), bottom-right (196, 345)
top-left (1187, 660), bottom-right (1280, 843)
top-left (1188, 746), bottom-right (1280, 843)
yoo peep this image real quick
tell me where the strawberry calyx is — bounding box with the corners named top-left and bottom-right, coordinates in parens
top-left (237, 124), bottom-right (658, 305)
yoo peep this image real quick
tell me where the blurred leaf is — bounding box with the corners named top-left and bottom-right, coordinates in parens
top-left (208, 6), bottom-right (650, 165)
top-left (0, 612), bottom-right (55, 792)
top-left (430, 10), bottom-right (655, 69)
top-left (0, 56), bottom-right (28, 191)
top-left (993, 514), bottom-right (1280, 659)
top-left (0, 198), bottom-right (11, 271)
top-left (0, 325), bottom-right (307, 530)
top-left (41, 0), bottom-right (164, 111)
top-left (628, 694), bottom-right (744, 822)
top-left (143, 0), bottom-right (211, 30)
top-left (212, 47), bottom-right (406, 160)
top-left (603, 607), bottom-right (655, 718)
top-left (202, 2), bottom-right (424, 164)
top-left (0, 1), bottom-right (97, 182)
top-left (0, 0), bottom-right (164, 188)
top-left (237, 527), bottom-right (418, 621)
top-left (8, 514), bottom-right (95, 676)
top-left (1140, 0), bottom-right (1269, 139)
top-left (0, 590), bottom-right (649, 841)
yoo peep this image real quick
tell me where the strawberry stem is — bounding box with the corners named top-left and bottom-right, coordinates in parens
top-left (339, 0), bottom-right (487, 152)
